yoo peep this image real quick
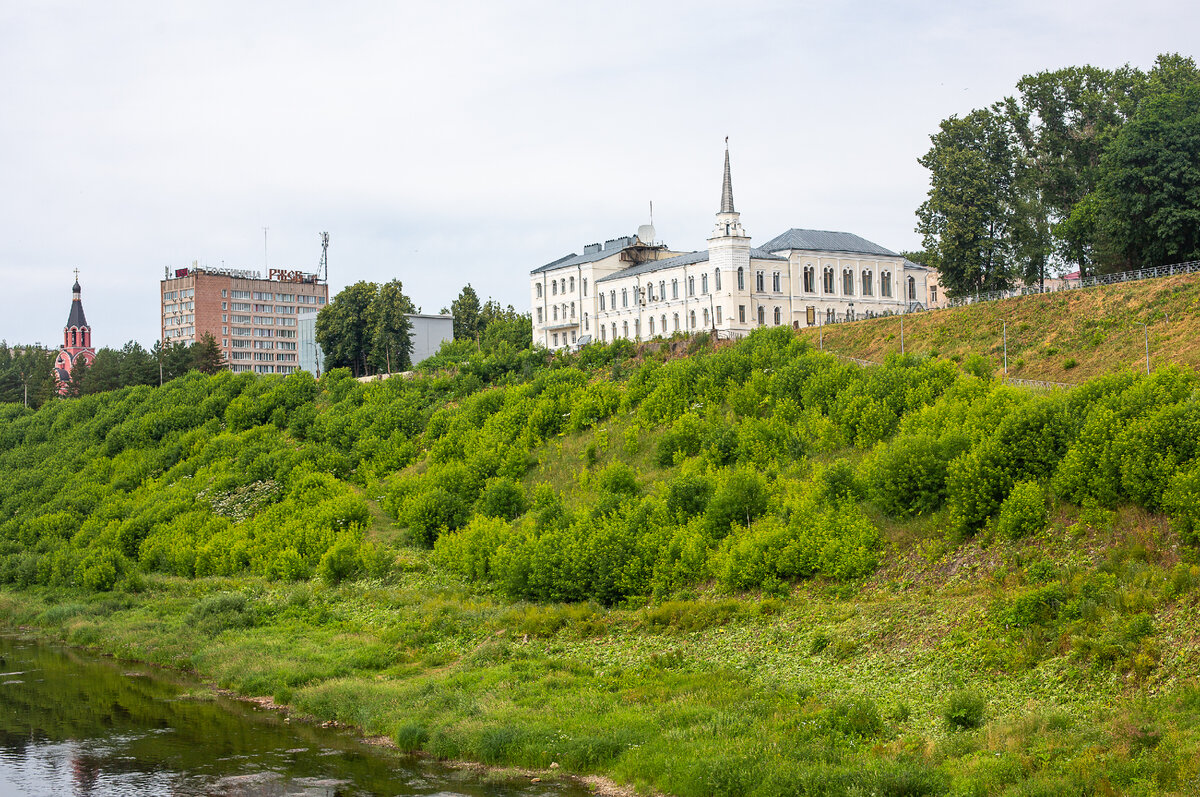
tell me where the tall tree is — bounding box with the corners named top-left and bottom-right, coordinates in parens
top-left (916, 106), bottom-right (1019, 296)
top-left (118, 342), bottom-right (158, 387)
top-left (192, 333), bottom-right (226, 375)
top-left (451, 284), bottom-right (482, 341)
top-left (370, 279), bottom-right (416, 373)
top-left (1093, 81), bottom-right (1200, 269)
top-left (316, 281), bottom-right (377, 377)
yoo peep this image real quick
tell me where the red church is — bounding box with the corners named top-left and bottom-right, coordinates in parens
top-left (54, 273), bottom-right (96, 393)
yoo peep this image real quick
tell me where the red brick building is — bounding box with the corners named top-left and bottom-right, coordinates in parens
top-left (54, 275), bottom-right (97, 392)
top-left (160, 265), bottom-right (328, 375)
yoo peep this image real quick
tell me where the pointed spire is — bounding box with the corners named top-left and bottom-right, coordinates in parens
top-left (720, 137), bottom-right (735, 214)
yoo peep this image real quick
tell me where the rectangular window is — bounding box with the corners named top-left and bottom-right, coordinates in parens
top-left (232, 290), bottom-right (251, 300)
top-left (221, 302), bottom-right (227, 310)
top-left (536, 307), bottom-right (543, 322)
top-left (278, 317), bottom-right (296, 327)
top-left (739, 305), bottom-right (746, 323)
top-left (232, 339), bottom-right (250, 348)
top-left (232, 314), bottom-right (251, 324)
top-left (253, 316), bottom-right (274, 325)
top-left (716, 306), bottom-right (723, 324)
top-left (583, 278), bottom-right (588, 296)
top-left (221, 289), bottom-right (227, 298)
top-left (773, 272), bottom-right (780, 292)
top-left (278, 293), bottom-right (294, 302)
top-left (278, 341), bottom-right (297, 351)
top-left (222, 326), bottom-right (228, 335)
top-left (232, 327), bottom-right (252, 337)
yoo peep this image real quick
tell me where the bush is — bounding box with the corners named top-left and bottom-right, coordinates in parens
top-left (406, 487), bottom-right (467, 546)
top-left (829, 696), bottom-right (884, 738)
top-left (995, 481), bottom-right (1047, 539)
top-left (705, 469), bottom-right (769, 537)
top-left (476, 478), bottom-right (527, 520)
top-left (317, 537), bottom-right (362, 585)
top-left (944, 689), bottom-right (986, 729)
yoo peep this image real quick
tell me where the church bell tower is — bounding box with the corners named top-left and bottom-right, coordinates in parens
top-left (54, 271), bottom-right (97, 392)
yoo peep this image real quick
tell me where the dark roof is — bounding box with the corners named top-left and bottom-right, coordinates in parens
top-left (66, 298), bottom-right (88, 329)
top-left (902, 259), bottom-right (930, 272)
top-left (530, 235), bottom-right (643, 274)
top-left (759, 228), bottom-right (899, 257)
top-left (596, 247), bottom-right (785, 283)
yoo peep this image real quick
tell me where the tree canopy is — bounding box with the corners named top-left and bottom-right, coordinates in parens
top-left (316, 280), bottom-right (416, 377)
top-left (917, 53), bottom-right (1200, 295)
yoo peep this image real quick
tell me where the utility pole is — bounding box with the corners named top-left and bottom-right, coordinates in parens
top-left (1003, 320), bottom-right (1008, 376)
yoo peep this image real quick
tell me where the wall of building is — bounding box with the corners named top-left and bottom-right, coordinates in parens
top-left (408, 314), bottom-right (453, 365)
top-left (160, 268), bottom-right (328, 375)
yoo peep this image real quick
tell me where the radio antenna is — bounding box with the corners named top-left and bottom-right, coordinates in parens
top-left (319, 232), bottom-right (330, 283)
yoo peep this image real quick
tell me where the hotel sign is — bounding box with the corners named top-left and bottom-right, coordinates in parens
top-left (269, 268), bottom-right (318, 283)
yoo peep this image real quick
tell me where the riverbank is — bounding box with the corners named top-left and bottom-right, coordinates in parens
top-left (4, 508), bottom-right (1200, 797)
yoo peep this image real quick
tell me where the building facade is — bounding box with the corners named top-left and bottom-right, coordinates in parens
top-left (530, 146), bottom-right (928, 349)
top-left (160, 265), bottom-right (328, 375)
top-left (54, 275), bottom-right (96, 391)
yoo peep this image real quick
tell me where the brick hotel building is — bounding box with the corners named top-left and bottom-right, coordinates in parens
top-left (160, 265), bottom-right (328, 374)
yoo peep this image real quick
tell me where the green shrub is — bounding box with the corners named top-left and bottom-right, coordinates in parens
top-left (1063, 357), bottom-right (1078, 370)
top-left (944, 689), bottom-right (986, 729)
top-left (705, 469), bottom-right (769, 537)
top-left (829, 696), bottom-right (884, 738)
top-left (317, 537), bottom-right (362, 585)
top-left (476, 478), bottom-right (527, 520)
top-left (994, 481), bottom-right (1048, 539)
top-left (406, 487), bottom-right (467, 546)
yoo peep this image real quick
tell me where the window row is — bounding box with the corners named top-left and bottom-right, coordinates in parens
top-left (537, 276), bottom-right (588, 298)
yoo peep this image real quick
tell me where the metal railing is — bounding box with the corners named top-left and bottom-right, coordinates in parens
top-left (945, 259), bottom-right (1200, 309)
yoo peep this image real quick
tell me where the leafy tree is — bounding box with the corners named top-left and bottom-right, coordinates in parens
top-left (369, 279), bottom-right (415, 374)
top-left (1092, 81), bottom-right (1200, 269)
top-left (316, 281), bottom-right (378, 377)
top-left (451, 284), bottom-right (482, 341)
top-left (916, 106), bottom-right (1019, 295)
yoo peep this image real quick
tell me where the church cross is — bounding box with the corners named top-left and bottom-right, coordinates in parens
top-left (73, 268), bottom-right (79, 281)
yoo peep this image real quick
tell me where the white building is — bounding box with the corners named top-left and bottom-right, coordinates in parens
top-left (530, 146), bottom-right (928, 349)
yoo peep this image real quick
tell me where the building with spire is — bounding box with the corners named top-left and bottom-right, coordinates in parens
top-left (54, 274), bottom-right (96, 392)
top-left (530, 143), bottom-right (929, 349)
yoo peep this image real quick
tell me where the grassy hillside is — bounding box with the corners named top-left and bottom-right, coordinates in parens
top-left (3, 330), bottom-right (1200, 795)
top-left (798, 273), bottom-right (1200, 382)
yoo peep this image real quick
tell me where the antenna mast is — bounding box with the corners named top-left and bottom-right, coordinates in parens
top-left (319, 232), bottom-right (330, 282)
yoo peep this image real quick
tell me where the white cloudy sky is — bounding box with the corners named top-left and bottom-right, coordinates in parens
top-left (3, 0), bottom-right (1197, 348)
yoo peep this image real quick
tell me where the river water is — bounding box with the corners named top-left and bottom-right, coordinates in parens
top-left (0, 635), bottom-right (583, 797)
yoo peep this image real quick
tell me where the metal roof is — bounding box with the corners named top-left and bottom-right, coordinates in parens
top-left (596, 247), bottom-right (785, 283)
top-left (530, 236), bottom-right (644, 274)
top-left (66, 298), bottom-right (88, 329)
top-left (759, 229), bottom-right (899, 257)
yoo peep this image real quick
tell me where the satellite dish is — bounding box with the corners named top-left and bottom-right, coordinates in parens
top-left (637, 224), bottom-right (656, 244)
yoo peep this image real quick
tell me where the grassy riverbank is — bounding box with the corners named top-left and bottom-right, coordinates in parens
top-left (4, 499), bottom-right (1200, 796)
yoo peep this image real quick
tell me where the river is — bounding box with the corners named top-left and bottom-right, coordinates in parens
top-left (0, 635), bottom-right (584, 797)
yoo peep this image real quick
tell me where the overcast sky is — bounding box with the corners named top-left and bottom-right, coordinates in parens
top-left (3, 0), bottom-right (1197, 349)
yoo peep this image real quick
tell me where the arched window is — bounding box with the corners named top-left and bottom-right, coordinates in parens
top-left (703, 308), bottom-right (710, 327)
top-left (71, 329), bottom-right (77, 346)
top-left (672, 280), bottom-right (679, 299)
top-left (881, 271), bottom-right (892, 297)
top-left (612, 323), bottom-right (617, 340)
top-left (659, 280), bottom-right (666, 300)
top-left (689, 310), bottom-right (696, 329)
top-left (716, 305), bottom-right (723, 324)
top-left (569, 276), bottom-right (575, 292)
top-left (737, 267), bottom-right (745, 290)
top-left (584, 313), bottom-right (589, 330)
top-left (756, 272), bottom-right (764, 292)
top-left (537, 307), bottom-right (543, 323)
top-left (803, 267), bottom-right (814, 293)
top-left (610, 290), bottom-right (617, 309)
top-left (649, 317), bottom-right (655, 335)
top-left (823, 267), bottom-right (834, 293)
top-left (570, 301), bottom-right (575, 318)
top-left (774, 307), bottom-right (781, 325)
top-left (842, 269), bottom-right (854, 295)
top-left (701, 274), bottom-right (708, 294)
top-left (757, 306), bottom-right (765, 326)
top-left (715, 269), bottom-right (722, 290)
top-left (599, 293), bottom-right (606, 311)
top-left (688, 276), bottom-right (695, 296)
top-left (772, 272), bottom-right (780, 292)
top-left (673, 313), bottom-right (680, 331)
top-left (553, 305), bottom-right (558, 321)
top-left (908, 276), bottom-right (916, 301)
top-left (583, 278), bottom-right (588, 296)
top-left (601, 325), bottom-right (606, 342)
top-left (661, 314), bottom-right (667, 332)
top-left (622, 289), bottom-right (628, 308)
top-left (622, 321), bottom-right (629, 338)
top-left (634, 319), bottom-right (640, 337)
top-left (536, 283), bottom-right (543, 298)
top-left (862, 271), bottom-right (873, 296)
top-left (561, 279), bottom-right (566, 293)
top-left (552, 281), bottom-right (558, 296)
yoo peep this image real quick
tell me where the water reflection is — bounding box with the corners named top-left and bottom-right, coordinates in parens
top-left (0, 636), bottom-right (578, 797)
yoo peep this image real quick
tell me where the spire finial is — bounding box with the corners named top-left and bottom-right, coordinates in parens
top-left (73, 268), bottom-right (79, 281)
top-left (720, 139), bottom-right (735, 214)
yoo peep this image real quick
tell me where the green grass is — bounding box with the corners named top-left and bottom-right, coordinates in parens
top-left (5, 499), bottom-right (1200, 796)
top-left (799, 272), bottom-right (1200, 382)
